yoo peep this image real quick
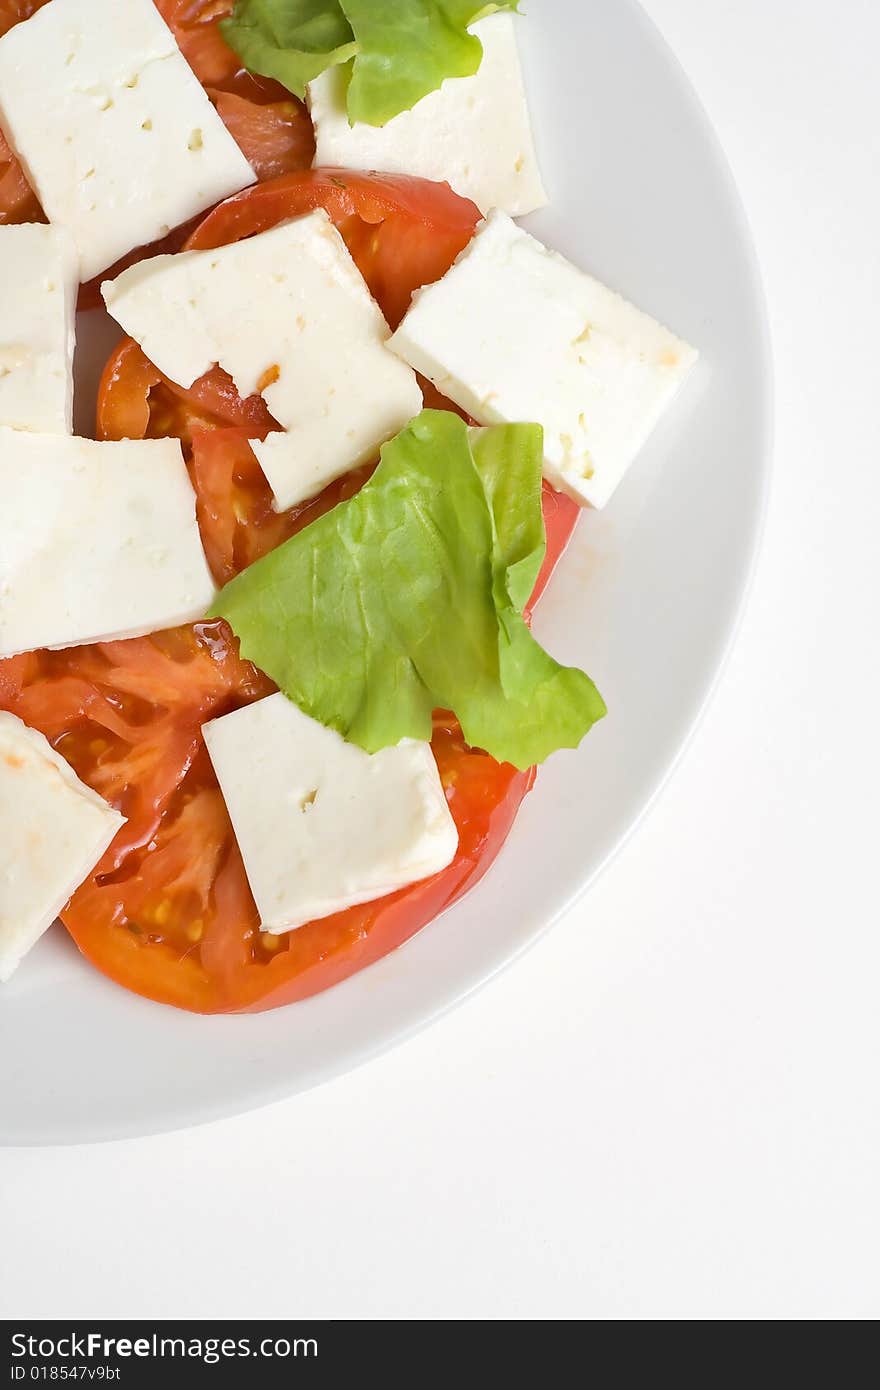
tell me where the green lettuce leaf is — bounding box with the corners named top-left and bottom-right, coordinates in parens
top-left (209, 411), bottom-right (605, 770)
top-left (470, 421), bottom-right (545, 614)
top-left (342, 2), bottom-right (521, 127)
top-left (220, 1), bottom-right (358, 100)
top-left (221, 1), bottom-right (521, 126)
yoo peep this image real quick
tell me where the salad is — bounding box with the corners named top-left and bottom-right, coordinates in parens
top-left (0, 0), bottom-right (697, 1013)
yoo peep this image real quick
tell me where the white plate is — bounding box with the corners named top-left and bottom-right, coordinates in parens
top-left (0, 0), bottom-right (771, 1145)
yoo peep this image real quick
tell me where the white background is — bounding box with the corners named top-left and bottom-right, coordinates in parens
top-left (2, 0), bottom-right (878, 1321)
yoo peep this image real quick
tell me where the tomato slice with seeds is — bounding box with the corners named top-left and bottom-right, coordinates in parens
top-left (185, 167), bottom-right (483, 329)
top-left (1, 635), bottom-right (535, 1015)
top-left (0, 171), bottom-right (579, 1013)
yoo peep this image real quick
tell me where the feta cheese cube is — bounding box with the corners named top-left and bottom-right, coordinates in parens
top-left (203, 694), bottom-right (459, 934)
top-left (0, 223), bottom-right (77, 434)
top-left (0, 711), bottom-right (124, 982)
top-left (0, 429), bottom-right (216, 656)
top-left (308, 14), bottom-right (546, 218)
top-left (0, 0), bottom-right (255, 281)
top-left (103, 210), bottom-right (423, 511)
top-left (389, 211), bottom-right (700, 510)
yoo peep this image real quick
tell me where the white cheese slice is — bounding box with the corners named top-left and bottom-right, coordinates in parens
top-left (389, 211), bottom-right (700, 510)
top-left (308, 14), bottom-right (546, 219)
top-left (0, 712), bottom-right (124, 983)
top-left (0, 428), bottom-right (216, 656)
top-left (0, 0), bottom-right (255, 281)
top-left (102, 210), bottom-right (423, 510)
top-left (0, 223), bottom-right (77, 434)
top-left (203, 694), bottom-right (459, 935)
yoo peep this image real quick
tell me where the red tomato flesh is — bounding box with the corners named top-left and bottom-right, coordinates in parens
top-left (0, 170), bottom-right (580, 1013)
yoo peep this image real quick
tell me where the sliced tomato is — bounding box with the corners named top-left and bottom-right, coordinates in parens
top-left (529, 486), bottom-right (582, 615)
top-left (1, 628), bottom-right (271, 1013)
top-left (0, 171), bottom-right (581, 1014)
top-left (1, 637), bottom-right (533, 1014)
top-left (97, 170), bottom-right (480, 445)
top-left (96, 169), bottom-right (578, 600)
top-left (95, 169), bottom-right (516, 591)
top-left (190, 427), bottom-right (381, 586)
top-left (97, 337), bottom-right (275, 449)
top-left (209, 89), bottom-right (315, 181)
top-left (97, 170), bottom-right (577, 591)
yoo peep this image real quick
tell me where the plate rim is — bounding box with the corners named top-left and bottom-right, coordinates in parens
top-left (1, 0), bottom-right (774, 1147)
